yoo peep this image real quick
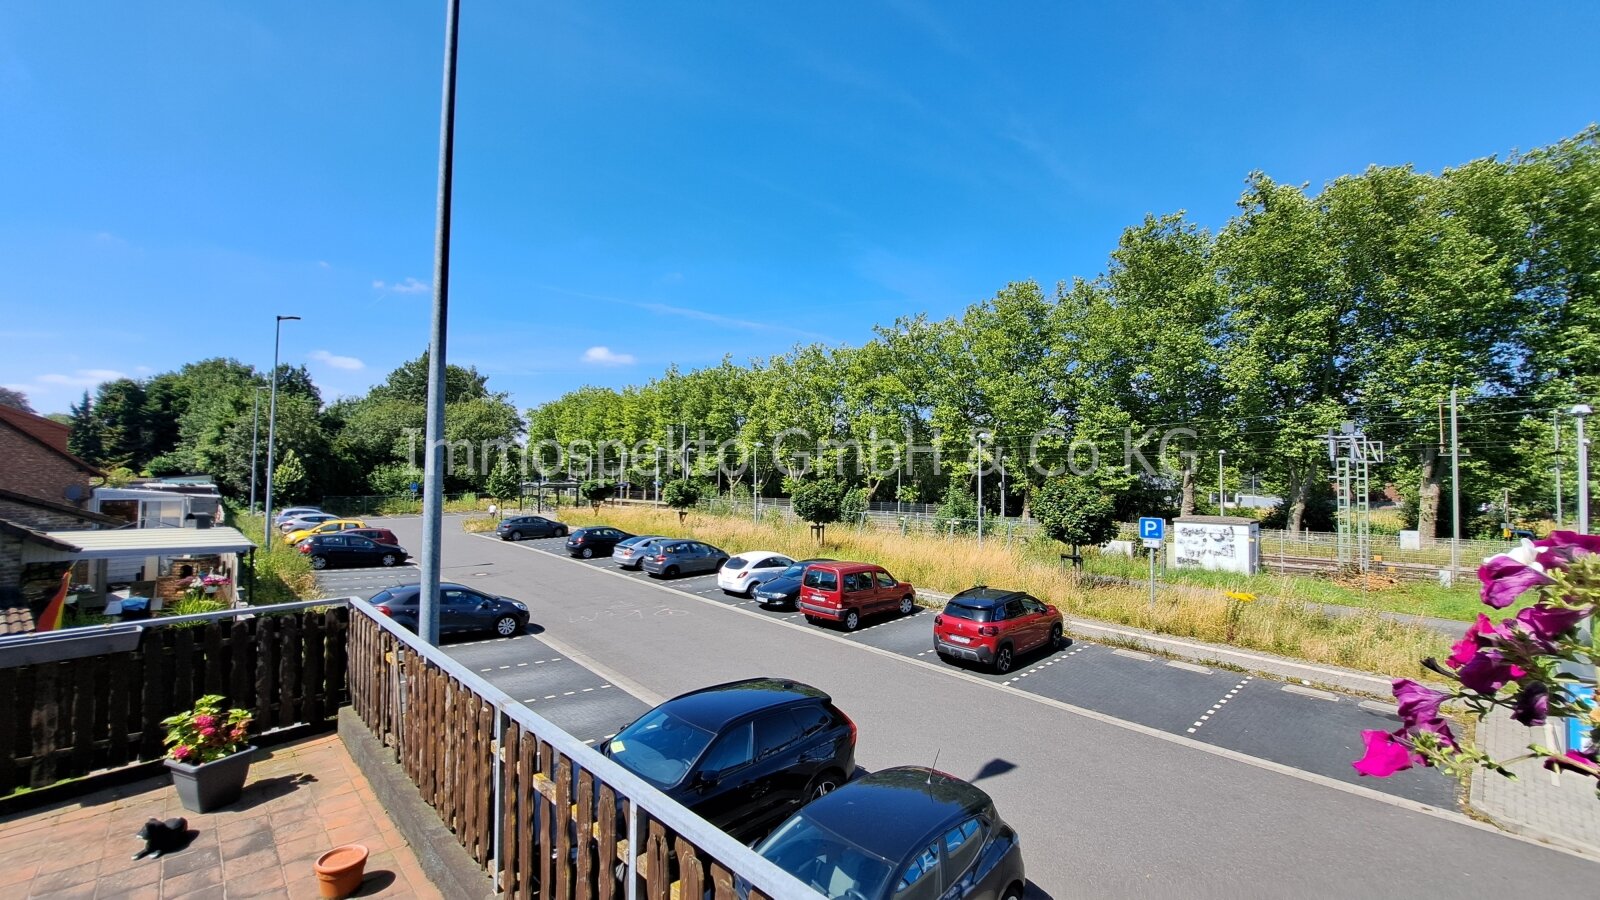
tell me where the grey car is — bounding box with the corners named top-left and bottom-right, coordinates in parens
top-left (613, 535), bottom-right (668, 569)
top-left (640, 540), bottom-right (729, 578)
top-left (368, 583), bottom-right (529, 638)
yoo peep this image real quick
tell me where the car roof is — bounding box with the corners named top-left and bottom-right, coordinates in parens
top-left (786, 767), bottom-right (991, 861)
top-left (378, 582), bottom-right (475, 599)
top-left (574, 525), bottom-right (617, 533)
top-left (947, 586), bottom-right (1025, 608)
top-left (809, 561), bottom-right (882, 574)
top-left (660, 677), bottom-right (828, 731)
top-left (731, 550), bottom-right (787, 561)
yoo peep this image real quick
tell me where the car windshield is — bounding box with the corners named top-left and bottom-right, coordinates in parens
top-left (757, 813), bottom-right (895, 900)
top-left (943, 602), bottom-right (993, 623)
top-left (803, 569), bottom-right (838, 591)
top-left (779, 564), bottom-right (805, 578)
top-left (607, 708), bottom-right (714, 789)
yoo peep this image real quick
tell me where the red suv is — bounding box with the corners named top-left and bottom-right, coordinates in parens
top-left (798, 562), bottom-right (916, 631)
top-left (933, 586), bottom-right (1064, 673)
top-left (346, 527), bottom-right (400, 546)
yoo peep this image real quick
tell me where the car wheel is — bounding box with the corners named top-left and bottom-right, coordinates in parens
top-left (380, 554), bottom-right (398, 567)
top-left (1050, 622), bottom-right (1064, 649)
top-left (804, 615), bottom-right (819, 625)
top-left (898, 595), bottom-right (914, 615)
top-left (580, 547), bottom-right (595, 559)
top-left (664, 566), bottom-right (679, 578)
top-left (806, 770), bottom-right (844, 801)
top-left (558, 527), bottom-right (568, 537)
top-left (1000, 883), bottom-right (1024, 900)
top-left (310, 556), bottom-right (328, 570)
top-left (494, 616), bottom-right (519, 637)
top-left (843, 610), bottom-right (860, 631)
top-left (509, 530), bottom-right (522, 541)
top-left (994, 645), bottom-right (1014, 674)
top-left (743, 580), bottom-right (761, 598)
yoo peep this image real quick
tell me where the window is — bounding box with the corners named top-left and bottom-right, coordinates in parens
top-left (844, 573), bottom-right (870, 592)
top-left (758, 556), bottom-right (790, 568)
top-left (350, 537), bottom-right (376, 549)
top-left (893, 842), bottom-right (941, 900)
top-left (875, 572), bottom-right (898, 589)
top-left (792, 704), bottom-right (833, 737)
top-left (443, 589), bottom-right (475, 607)
top-left (942, 818), bottom-right (986, 877)
top-left (1021, 597), bottom-right (1046, 615)
top-left (725, 557), bottom-right (750, 570)
top-left (942, 603), bottom-right (991, 623)
top-left (321, 535), bottom-right (347, 547)
top-left (754, 711), bottom-right (803, 760)
top-left (1001, 599), bottom-right (1026, 621)
top-left (802, 569), bottom-right (838, 591)
top-left (698, 722), bottom-right (753, 775)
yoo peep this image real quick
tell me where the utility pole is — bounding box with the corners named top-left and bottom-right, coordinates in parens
top-left (976, 431), bottom-right (991, 546)
top-left (1575, 404), bottom-right (1592, 534)
top-left (262, 314), bottom-right (300, 547)
top-left (1555, 410), bottom-right (1564, 526)
top-left (248, 388), bottom-right (261, 514)
top-left (654, 449), bottom-right (661, 502)
top-left (752, 441), bottom-right (763, 522)
top-left (417, 0), bottom-right (461, 646)
top-left (1218, 449), bottom-right (1226, 513)
top-left (1450, 387), bottom-right (1461, 579)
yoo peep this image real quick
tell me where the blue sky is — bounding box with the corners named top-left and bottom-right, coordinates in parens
top-left (2, 2), bottom-right (1597, 415)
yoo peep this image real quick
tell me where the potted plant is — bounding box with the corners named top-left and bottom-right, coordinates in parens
top-left (163, 695), bottom-right (255, 812)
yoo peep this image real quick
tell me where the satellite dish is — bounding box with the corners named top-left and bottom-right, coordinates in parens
top-left (63, 484), bottom-right (86, 501)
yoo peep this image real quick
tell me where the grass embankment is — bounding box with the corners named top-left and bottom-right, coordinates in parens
top-left (538, 505), bottom-right (1451, 679)
top-left (225, 508), bottom-right (320, 604)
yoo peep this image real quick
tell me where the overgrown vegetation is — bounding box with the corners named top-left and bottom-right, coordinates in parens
top-left (555, 505), bottom-right (1451, 678)
top-left (224, 506), bottom-right (318, 604)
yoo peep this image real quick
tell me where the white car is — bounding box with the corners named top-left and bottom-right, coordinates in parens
top-left (718, 550), bottom-right (797, 597)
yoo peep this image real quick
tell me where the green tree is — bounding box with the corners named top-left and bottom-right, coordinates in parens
top-left (933, 485), bottom-right (977, 535)
top-left (0, 387), bottom-right (33, 413)
top-left (790, 478), bottom-right (844, 543)
top-left (579, 479), bottom-right (616, 510)
top-left (487, 454), bottom-right (522, 505)
top-left (1031, 476), bottom-right (1119, 559)
top-left (662, 479), bottom-right (701, 523)
top-left (273, 448), bottom-right (308, 504)
top-left (67, 391), bottom-right (103, 463)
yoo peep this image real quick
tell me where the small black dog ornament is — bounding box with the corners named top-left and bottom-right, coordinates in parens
top-left (132, 817), bottom-right (188, 860)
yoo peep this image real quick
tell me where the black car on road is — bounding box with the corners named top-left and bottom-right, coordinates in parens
top-left (640, 540), bottom-right (729, 578)
top-left (496, 515), bottom-right (568, 541)
top-left (752, 766), bottom-right (1025, 900)
top-left (603, 677), bottom-right (857, 843)
top-left (565, 526), bottom-right (632, 558)
top-left (300, 533), bottom-right (409, 570)
top-left (368, 583), bottom-right (529, 638)
top-left (752, 558), bottom-right (836, 609)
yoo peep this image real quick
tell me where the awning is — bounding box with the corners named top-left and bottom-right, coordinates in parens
top-left (18, 526), bottom-right (256, 563)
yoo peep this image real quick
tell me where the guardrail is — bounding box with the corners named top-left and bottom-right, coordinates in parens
top-left (0, 599), bottom-right (352, 792)
top-left (346, 598), bottom-right (815, 900)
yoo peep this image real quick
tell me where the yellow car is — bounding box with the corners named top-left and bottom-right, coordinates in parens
top-left (284, 518), bottom-right (368, 545)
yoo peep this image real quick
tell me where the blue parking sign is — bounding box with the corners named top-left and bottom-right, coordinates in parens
top-left (1139, 517), bottom-right (1165, 541)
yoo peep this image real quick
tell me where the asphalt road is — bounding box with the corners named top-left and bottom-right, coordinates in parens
top-left (317, 516), bottom-right (1599, 897)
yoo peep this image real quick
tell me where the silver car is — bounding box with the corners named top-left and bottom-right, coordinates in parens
top-left (613, 535), bottom-right (667, 570)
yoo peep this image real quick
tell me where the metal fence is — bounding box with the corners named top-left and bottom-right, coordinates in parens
top-left (346, 598), bottom-right (814, 900)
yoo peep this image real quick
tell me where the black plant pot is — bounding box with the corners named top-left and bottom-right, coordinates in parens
top-left (166, 746), bottom-right (256, 813)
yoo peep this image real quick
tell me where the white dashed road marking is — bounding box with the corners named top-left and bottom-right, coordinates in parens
top-left (1189, 676), bottom-right (1252, 734)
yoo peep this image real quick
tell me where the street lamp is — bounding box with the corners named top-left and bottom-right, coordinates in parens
top-left (976, 431), bottom-right (992, 546)
top-left (248, 386), bottom-right (266, 514)
top-left (261, 315), bottom-right (300, 547)
top-left (1574, 404), bottom-right (1592, 534)
top-left (752, 441), bottom-right (763, 523)
top-left (1218, 449), bottom-right (1226, 514)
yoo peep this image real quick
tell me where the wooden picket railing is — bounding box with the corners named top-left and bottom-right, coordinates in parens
top-left (0, 602), bottom-right (349, 792)
top-left (347, 599), bottom-right (817, 900)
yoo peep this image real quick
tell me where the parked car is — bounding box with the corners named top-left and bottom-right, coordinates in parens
top-left (933, 586), bottom-right (1064, 674)
top-left (284, 517), bottom-right (368, 545)
top-left (368, 583), bottom-right (529, 637)
top-left (641, 540), bottom-right (729, 578)
top-left (278, 512), bottom-right (337, 533)
top-left (613, 535), bottom-right (668, 570)
top-left (750, 766), bottom-right (1025, 900)
top-left (298, 533), bottom-right (409, 570)
top-left (496, 515), bottom-right (568, 541)
top-left (564, 526), bottom-right (632, 558)
top-left (717, 551), bottom-right (797, 597)
top-left (798, 562), bottom-right (916, 631)
top-left (346, 527), bottom-right (400, 546)
top-left (603, 677), bottom-right (856, 843)
top-left (753, 559), bottom-right (835, 609)
top-left (273, 506), bottom-right (322, 526)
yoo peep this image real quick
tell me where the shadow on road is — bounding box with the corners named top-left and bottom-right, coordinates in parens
top-left (967, 758), bottom-right (1018, 783)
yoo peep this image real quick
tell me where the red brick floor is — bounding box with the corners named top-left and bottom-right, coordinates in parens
top-left (0, 734), bottom-right (444, 899)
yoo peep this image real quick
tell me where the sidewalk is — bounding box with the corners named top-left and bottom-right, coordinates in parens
top-left (1472, 709), bottom-right (1600, 858)
top-left (0, 733), bottom-right (443, 899)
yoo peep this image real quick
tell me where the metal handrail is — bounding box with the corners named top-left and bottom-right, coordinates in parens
top-left (348, 596), bottom-right (818, 900)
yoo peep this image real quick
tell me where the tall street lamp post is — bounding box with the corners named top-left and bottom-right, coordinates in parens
top-left (752, 441), bottom-right (763, 523)
top-left (261, 315), bottom-right (300, 547)
top-left (976, 431), bottom-right (991, 547)
top-left (1574, 404), bottom-right (1592, 534)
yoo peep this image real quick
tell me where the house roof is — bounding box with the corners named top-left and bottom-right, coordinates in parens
top-left (0, 405), bottom-right (101, 477)
top-left (19, 526), bottom-right (256, 562)
top-left (0, 518), bottom-right (80, 552)
top-left (0, 488), bottom-right (121, 526)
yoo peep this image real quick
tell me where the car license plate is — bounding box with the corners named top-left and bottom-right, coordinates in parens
top-left (807, 594), bottom-right (826, 604)
top-left (948, 635), bottom-right (971, 644)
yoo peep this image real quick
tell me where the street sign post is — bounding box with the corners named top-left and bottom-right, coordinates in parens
top-left (1139, 518), bottom-right (1164, 608)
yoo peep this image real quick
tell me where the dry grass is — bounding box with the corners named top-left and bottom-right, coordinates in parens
top-left (462, 515), bottom-right (497, 533)
top-left (556, 505), bottom-right (1450, 679)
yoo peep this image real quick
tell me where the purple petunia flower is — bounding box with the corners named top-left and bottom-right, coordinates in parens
top-left (1509, 682), bottom-right (1551, 727)
top-left (1447, 614), bottom-right (1505, 668)
top-left (1514, 603), bottom-right (1593, 643)
top-left (1456, 649), bottom-right (1521, 694)
top-left (1542, 749), bottom-right (1600, 779)
top-left (1532, 531), bottom-right (1600, 570)
top-left (1392, 679), bottom-right (1449, 729)
top-left (1352, 729), bottom-right (1419, 778)
top-left (1477, 549), bottom-right (1554, 609)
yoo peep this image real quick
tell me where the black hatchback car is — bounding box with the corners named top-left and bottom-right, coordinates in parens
top-left (753, 558), bottom-right (835, 609)
top-left (496, 515), bottom-right (568, 541)
top-left (565, 526), bottom-right (632, 558)
top-left (603, 678), bottom-right (857, 843)
top-left (752, 767), bottom-right (1025, 900)
top-left (299, 533), bottom-right (409, 570)
top-left (369, 583), bottom-right (529, 638)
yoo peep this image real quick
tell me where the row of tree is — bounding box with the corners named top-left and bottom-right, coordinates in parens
top-left (525, 127), bottom-right (1600, 539)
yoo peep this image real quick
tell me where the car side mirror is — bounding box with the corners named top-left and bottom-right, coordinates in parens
top-left (694, 770), bottom-right (719, 790)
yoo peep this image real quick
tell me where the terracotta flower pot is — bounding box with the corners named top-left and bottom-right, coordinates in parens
top-left (314, 844), bottom-right (370, 899)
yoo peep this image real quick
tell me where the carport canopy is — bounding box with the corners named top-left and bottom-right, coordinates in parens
top-left (18, 526), bottom-right (256, 563)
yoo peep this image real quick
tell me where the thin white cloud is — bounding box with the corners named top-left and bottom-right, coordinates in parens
top-left (533, 284), bottom-right (830, 340)
top-left (318, 260), bottom-right (331, 269)
top-left (582, 346), bottom-right (636, 367)
top-left (372, 277), bottom-right (429, 294)
top-left (309, 350), bottom-right (365, 371)
top-left (36, 369), bottom-right (129, 388)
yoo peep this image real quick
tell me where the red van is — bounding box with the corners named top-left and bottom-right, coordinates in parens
top-left (798, 562), bottom-right (916, 631)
